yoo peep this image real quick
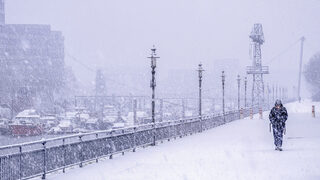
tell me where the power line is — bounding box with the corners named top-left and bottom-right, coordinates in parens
top-left (264, 39), bottom-right (301, 65)
top-left (65, 50), bottom-right (148, 94)
top-left (66, 52), bottom-right (95, 72)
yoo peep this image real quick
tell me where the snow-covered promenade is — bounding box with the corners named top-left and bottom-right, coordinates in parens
top-left (49, 101), bottom-right (320, 180)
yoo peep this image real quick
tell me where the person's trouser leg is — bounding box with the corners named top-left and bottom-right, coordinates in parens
top-left (273, 126), bottom-right (284, 148)
top-left (273, 127), bottom-right (279, 147)
top-left (278, 128), bottom-right (283, 147)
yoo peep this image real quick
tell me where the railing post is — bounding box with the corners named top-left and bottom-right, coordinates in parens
top-left (95, 133), bottom-right (99, 163)
top-left (19, 146), bottom-right (22, 180)
top-left (41, 141), bottom-right (47, 179)
top-left (200, 116), bottom-right (203, 133)
top-left (62, 138), bottom-right (66, 173)
top-left (79, 136), bottom-right (83, 168)
top-left (133, 127), bottom-right (136, 152)
top-left (109, 131), bottom-right (113, 159)
top-left (180, 120), bottom-right (183, 138)
top-left (259, 107), bottom-right (263, 119)
top-left (168, 122), bottom-right (171, 141)
top-left (312, 105), bottom-right (315, 118)
top-left (250, 108), bottom-right (253, 119)
top-left (152, 124), bottom-right (156, 146)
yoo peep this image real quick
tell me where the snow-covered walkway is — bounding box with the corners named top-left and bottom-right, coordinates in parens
top-left (49, 101), bottom-right (320, 180)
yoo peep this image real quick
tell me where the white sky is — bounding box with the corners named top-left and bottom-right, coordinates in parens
top-left (5, 0), bottom-right (320, 98)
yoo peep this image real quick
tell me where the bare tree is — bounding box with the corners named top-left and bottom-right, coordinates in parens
top-left (304, 52), bottom-right (320, 101)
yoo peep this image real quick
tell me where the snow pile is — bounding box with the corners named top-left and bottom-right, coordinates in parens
top-left (285, 99), bottom-right (320, 114)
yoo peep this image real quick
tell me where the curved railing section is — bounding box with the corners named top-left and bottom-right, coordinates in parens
top-left (0, 106), bottom-right (268, 180)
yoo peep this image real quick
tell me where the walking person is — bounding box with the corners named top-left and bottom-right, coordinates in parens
top-left (269, 99), bottom-right (288, 151)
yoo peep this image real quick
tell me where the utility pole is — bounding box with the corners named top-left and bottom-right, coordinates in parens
top-left (276, 84), bottom-right (278, 100)
top-left (267, 84), bottom-right (270, 109)
top-left (182, 99), bottom-right (185, 119)
top-left (298, 36), bottom-right (305, 103)
top-left (133, 99), bottom-right (137, 125)
top-left (197, 63), bottom-right (204, 132)
top-left (272, 84), bottom-right (275, 103)
top-left (148, 46), bottom-right (159, 145)
top-left (221, 71), bottom-right (226, 120)
top-left (237, 75), bottom-right (241, 110)
top-left (244, 77), bottom-right (247, 107)
top-left (211, 98), bottom-right (215, 112)
top-left (160, 99), bottom-right (163, 122)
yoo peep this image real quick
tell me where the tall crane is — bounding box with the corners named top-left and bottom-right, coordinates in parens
top-left (246, 24), bottom-right (269, 108)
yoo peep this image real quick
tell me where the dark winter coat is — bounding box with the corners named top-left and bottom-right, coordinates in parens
top-left (269, 105), bottom-right (288, 129)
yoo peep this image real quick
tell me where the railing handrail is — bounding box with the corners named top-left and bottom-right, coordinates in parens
top-left (0, 104), bottom-right (265, 152)
top-left (0, 116), bottom-right (202, 151)
top-left (0, 102), bottom-right (286, 180)
top-left (0, 105), bottom-right (265, 152)
top-left (0, 109), bottom-right (243, 151)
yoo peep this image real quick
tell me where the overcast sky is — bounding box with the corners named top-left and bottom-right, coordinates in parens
top-left (5, 0), bottom-right (320, 98)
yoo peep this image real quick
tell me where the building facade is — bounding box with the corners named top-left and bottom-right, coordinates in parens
top-left (0, 1), bottom-right (65, 115)
top-left (0, 0), bottom-right (4, 24)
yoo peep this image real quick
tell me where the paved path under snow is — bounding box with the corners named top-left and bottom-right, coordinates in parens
top-left (49, 102), bottom-right (320, 180)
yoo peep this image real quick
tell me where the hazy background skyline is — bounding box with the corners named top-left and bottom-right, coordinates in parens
top-left (5, 0), bottom-right (320, 99)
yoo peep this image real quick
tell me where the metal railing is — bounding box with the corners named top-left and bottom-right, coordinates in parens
top-left (0, 106), bottom-right (264, 180)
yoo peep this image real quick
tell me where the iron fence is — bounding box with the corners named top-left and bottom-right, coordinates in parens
top-left (0, 106), bottom-right (266, 180)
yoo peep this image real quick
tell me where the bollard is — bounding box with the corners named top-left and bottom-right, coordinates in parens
top-left (250, 108), bottom-right (253, 119)
top-left (240, 108), bottom-right (244, 119)
top-left (312, 105), bottom-right (315, 118)
top-left (259, 108), bottom-right (263, 119)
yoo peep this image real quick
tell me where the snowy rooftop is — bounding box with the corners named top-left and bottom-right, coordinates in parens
top-left (15, 109), bottom-right (40, 118)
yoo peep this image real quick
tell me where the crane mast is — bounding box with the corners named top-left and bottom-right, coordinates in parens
top-left (246, 24), bottom-right (269, 108)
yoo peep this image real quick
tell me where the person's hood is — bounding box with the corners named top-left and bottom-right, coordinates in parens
top-left (275, 99), bottom-right (283, 107)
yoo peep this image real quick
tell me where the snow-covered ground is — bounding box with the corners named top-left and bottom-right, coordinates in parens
top-left (49, 101), bottom-right (320, 180)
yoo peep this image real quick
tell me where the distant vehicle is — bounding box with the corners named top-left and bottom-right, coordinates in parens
top-left (9, 109), bottom-right (44, 136)
top-left (85, 118), bottom-right (98, 130)
top-left (40, 114), bottom-right (58, 130)
top-left (48, 126), bottom-right (62, 134)
top-left (112, 122), bottom-right (125, 129)
top-left (58, 120), bottom-right (73, 133)
top-left (127, 111), bottom-right (148, 125)
top-left (72, 128), bottom-right (90, 133)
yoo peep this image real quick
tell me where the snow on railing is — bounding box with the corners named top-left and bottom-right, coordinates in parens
top-left (0, 106), bottom-right (269, 180)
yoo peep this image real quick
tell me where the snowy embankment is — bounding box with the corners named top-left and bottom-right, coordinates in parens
top-left (49, 100), bottom-right (320, 180)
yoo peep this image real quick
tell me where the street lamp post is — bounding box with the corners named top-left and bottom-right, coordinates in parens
top-left (276, 84), bottom-right (278, 100)
top-left (197, 63), bottom-right (204, 132)
top-left (244, 77), bottom-right (247, 107)
top-left (272, 84), bottom-right (275, 104)
top-left (182, 99), bottom-right (185, 119)
top-left (267, 84), bottom-right (271, 109)
top-left (221, 71), bottom-right (225, 121)
top-left (148, 46), bottom-right (159, 146)
top-left (237, 75), bottom-right (241, 110)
